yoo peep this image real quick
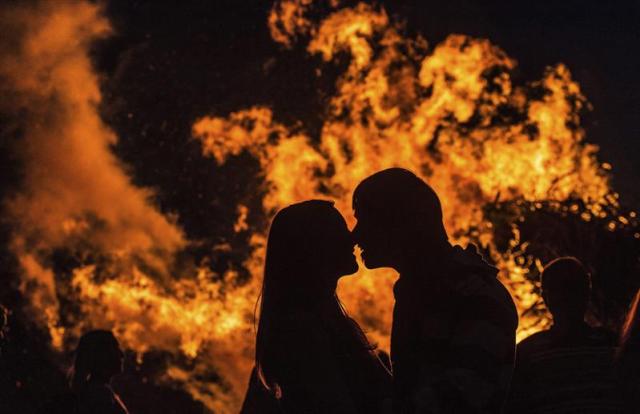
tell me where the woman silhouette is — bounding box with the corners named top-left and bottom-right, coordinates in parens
top-left (241, 200), bottom-right (391, 413)
top-left (71, 330), bottom-right (128, 414)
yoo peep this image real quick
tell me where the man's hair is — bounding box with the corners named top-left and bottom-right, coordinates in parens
top-left (541, 256), bottom-right (591, 315)
top-left (353, 168), bottom-right (447, 242)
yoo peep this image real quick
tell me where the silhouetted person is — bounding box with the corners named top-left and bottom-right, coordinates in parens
top-left (352, 168), bottom-right (518, 414)
top-left (71, 330), bottom-right (128, 414)
top-left (241, 200), bottom-right (392, 414)
top-left (616, 288), bottom-right (640, 412)
top-left (38, 330), bottom-right (128, 414)
top-left (506, 257), bottom-right (620, 413)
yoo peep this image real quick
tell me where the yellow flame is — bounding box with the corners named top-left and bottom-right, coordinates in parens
top-left (192, 1), bottom-right (612, 409)
top-left (268, 0), bottom-right (314, 47)
top-left (5, 1), bottom-right (616, 413)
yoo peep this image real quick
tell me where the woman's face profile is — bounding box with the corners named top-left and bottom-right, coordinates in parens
top-left (320, 207), bottom-right (358, 279)
top-left (268, 201), bottom-right (358, 291)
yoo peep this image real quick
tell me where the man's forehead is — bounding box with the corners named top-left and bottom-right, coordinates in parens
top-left (353, 201), bottom-right (387, 218)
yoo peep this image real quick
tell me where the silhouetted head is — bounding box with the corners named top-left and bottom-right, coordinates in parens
top-left (71, 330), bottom-right (124, 391)
top-left (352, 168), bottom-right (448, 270)
top-left (541, 257), bottom-right (591, 327)
top-left (256, 200), bottom-right (358, 392)
top-left (263, 199), bottom-right (358, 301)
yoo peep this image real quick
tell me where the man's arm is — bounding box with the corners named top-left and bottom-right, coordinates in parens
top-left (412, 287), bottom-right (517, 413)
top-left (444, 287), bottom-right (517, 412)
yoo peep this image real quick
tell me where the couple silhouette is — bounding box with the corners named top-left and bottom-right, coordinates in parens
top-left (241, 168), bottom-right (518, 414)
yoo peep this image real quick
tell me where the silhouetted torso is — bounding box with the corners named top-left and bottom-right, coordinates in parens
top-left (244, 301), bottom-right (391, 414)
top-left (391, 245), bottom-right (518, 414)
top-left (506, 323), bottom-right (621, 414)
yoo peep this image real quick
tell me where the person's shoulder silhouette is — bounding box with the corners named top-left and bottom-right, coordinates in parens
top-left (507, 257), bottom-right (620, 414)
top-left (72, 330), bottom-right (128, 414)
top-left (38, 330), bottom-right (128, 414)
top-left (352, 168), bottom-right (517, 414)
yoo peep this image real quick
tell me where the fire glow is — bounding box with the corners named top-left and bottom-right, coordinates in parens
top-left (2, 0), bottom-right (628, 413)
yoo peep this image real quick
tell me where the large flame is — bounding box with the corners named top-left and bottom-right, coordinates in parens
top-left (194, 0), bottom-right (611, 346)
top-left (2, 0), bottom-right (619, 413)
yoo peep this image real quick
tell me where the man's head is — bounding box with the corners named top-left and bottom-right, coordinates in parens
top-left (352, 168), bottom-right (448, 269)
top-left (541, 257), bottom-right (591, 326)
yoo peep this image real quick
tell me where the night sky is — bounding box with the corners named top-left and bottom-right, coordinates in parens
top-left (96, 0), bottom-right (639, 229)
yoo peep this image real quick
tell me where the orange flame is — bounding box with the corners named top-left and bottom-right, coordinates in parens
top-left (193, 0), bottom-right (613, 406)
top-left (3, 1), bottom-right (616, 413)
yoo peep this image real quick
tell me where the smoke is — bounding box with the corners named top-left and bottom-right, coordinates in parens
top-left (0, 1), bottom-right (185, 344)
top-left (0, 4), bottom-right (260, 412)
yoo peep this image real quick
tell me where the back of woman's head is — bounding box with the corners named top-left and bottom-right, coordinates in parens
top-left (71, 330), bottom-right (122, 392)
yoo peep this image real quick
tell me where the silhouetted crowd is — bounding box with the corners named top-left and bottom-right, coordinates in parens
top-left (1, 168), bottom-right (639, 413)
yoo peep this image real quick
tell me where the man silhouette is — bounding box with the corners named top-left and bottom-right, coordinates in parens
top-left (352, 168), bottom-right (518, 414)
top-left (506, 257), bottom-right (620, 413)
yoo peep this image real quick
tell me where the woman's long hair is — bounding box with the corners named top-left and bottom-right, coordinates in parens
top-left (70, 330), bottom-right (121, 392)
top-left (254, 200), bottom-right (368, 395)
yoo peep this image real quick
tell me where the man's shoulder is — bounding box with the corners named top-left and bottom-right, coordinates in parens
top-left (447, 245), bottom-right (512, 301)
top-left (517, 330), bottom-right (554, 354)
top-left (449, 266), bottom-right (518, 330)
